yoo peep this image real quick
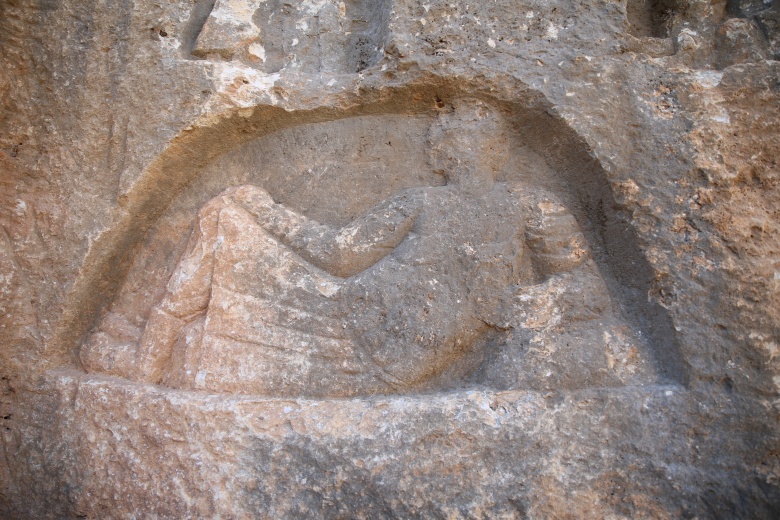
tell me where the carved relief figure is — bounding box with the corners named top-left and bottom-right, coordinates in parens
top-left (87, 98), bottom-right (621, 397)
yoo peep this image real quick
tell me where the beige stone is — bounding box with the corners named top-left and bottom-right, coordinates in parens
top-left (1, 0), bottom-right (778, 517)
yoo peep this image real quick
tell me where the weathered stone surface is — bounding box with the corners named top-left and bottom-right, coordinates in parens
top-left (1, 0), bottom-right (779, 517)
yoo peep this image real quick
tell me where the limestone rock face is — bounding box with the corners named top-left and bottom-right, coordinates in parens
top-left (1, 0), bottom-right (779, 517)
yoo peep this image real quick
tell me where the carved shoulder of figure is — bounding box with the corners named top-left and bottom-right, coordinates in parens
top-left (228, 184), bottom-right (278, 224)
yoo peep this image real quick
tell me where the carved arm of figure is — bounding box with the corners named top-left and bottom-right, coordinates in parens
top-left (231, 185), bottom-right (422, 278)
top-left (506, 188), bottom-right (612, 330)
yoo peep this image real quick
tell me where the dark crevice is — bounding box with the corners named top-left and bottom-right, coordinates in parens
top-left (346, 0), bottom-right (393, 72)
top-left (627, 0), bottom-right (681, 38)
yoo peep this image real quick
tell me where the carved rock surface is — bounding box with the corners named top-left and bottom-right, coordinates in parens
top-left (1, 0), bottom-right (779, 518)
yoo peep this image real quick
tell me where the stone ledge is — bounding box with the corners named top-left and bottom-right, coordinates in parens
top-left (35, 369), bottom-right (695, 517)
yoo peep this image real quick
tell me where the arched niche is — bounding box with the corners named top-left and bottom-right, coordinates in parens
top-left (54, 76), bottom-right (688, 390)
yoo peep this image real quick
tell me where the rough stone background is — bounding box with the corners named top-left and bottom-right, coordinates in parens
top-left (1, 0), bottom-right (779, 517)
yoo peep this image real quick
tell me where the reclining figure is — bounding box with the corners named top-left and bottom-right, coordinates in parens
top-left (84, 99), bottom-right (628, 397)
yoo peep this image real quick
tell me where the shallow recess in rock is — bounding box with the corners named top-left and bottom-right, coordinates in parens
top-left (627, 0), bottom-right (679, 37)
top-left (74, 83), bottom-right (687, 398)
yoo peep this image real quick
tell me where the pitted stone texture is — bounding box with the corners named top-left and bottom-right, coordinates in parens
top-left (21, 371), bottom-right (773, 519)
